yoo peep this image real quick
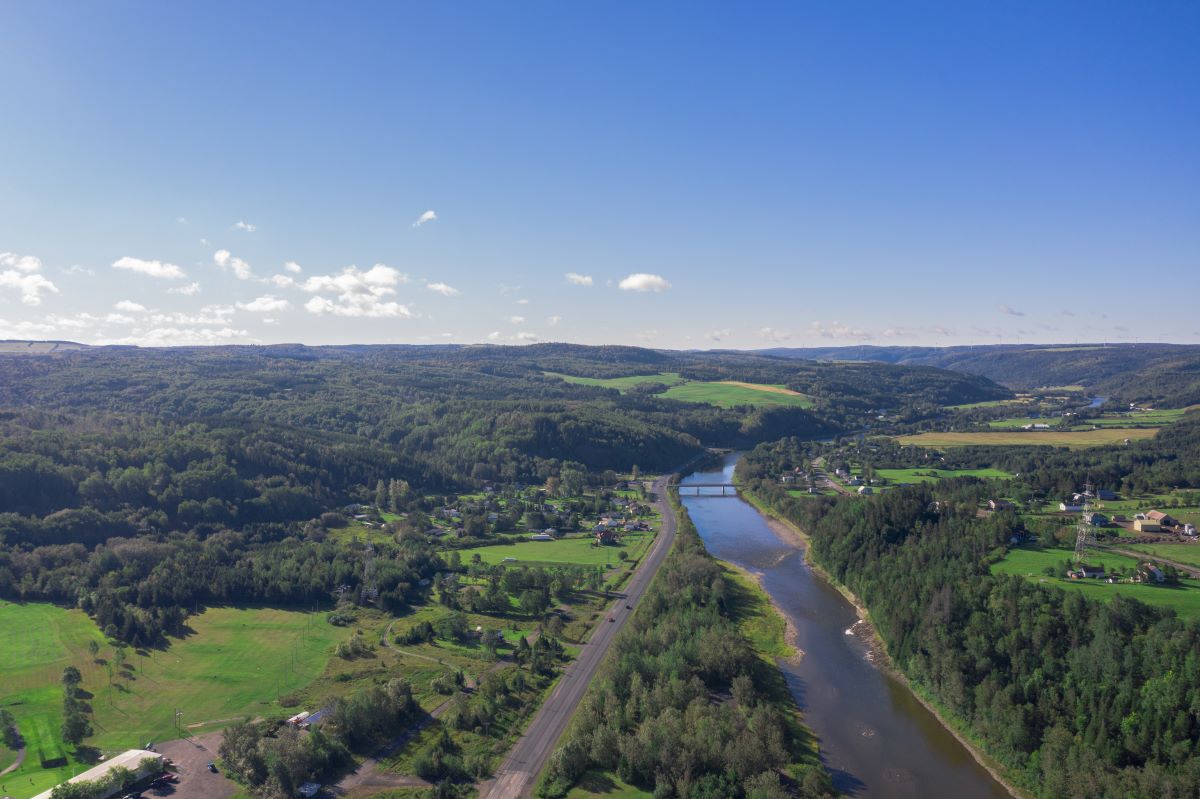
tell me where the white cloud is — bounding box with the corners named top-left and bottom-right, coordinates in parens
top-left (508, 315), bottom-right (526, 324)
top-left (283, 261), bottom-right (302, 274)
top-left (998, 304), bottom-right (1025, 317)
top-left (413, 210), bottom-right (438, 227)
top-left (515, 331), bottom-right (538, 342)
top-left (706, 328), bottom-right (731, 342)
top-left (114, 300), bottom-right (146, 313)
top-left (269, 274), bottom-right (296, 288)
top-left (547, 315), bottom-right (562, 327)
top-left (298, 264), bottom-right (414, 315)
top-left (236, 295), bottom-right (290, 313)
top-left (104, 313), bottom-right (137, 325)
top-left (1, 252), bottom-right (59, 305)
top-left (427, 282), bottom-right (460, 297)
top-left (1, 252), bottom-right (43, 273)
top-left (96, 327), bottom-right (252, 347)
top-left (168, 282), bottom-right (202, 296)
top-left (618, 273), bottom-right (671, 293)
top-left (63, 265), bottom-right (95, 276)
top-left (213, 249), bottom-right (255, 280)
top-left (233, 220), bottom-right (257, 232)
top-left (177, 217), bottom-right (188, 224)
top-left (486, 331), bottom-right (501, 341)
top-left (758, 327), bottom-right (791, 343)
top-left (565, 272), bottom-right (593, 287)
top-left (112, 256), bottom-right (186, 280)
top-left (808, 320), bottom-right (870, 340)
top-left (515, 298), bottom-right (529, 305)
top-left (635, 329), bottom-right (659, 342)
top-left (150, 305), bottom-right (235, 325)
top-left (882, 327), bottom-right (909, 338)
top-left (199, 238), bottom-right (211, 247)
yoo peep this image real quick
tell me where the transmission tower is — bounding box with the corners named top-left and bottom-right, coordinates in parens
top-left (1073, 481), bottom-right (1095, 564)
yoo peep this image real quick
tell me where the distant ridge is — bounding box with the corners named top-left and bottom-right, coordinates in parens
top-left (0, 339), bottom-right (89, 354)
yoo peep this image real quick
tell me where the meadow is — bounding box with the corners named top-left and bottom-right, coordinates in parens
top-left (660, 381), bottom-right (814, 409)
top-left (990, 547), bottom-right (1200, 619)
top-left (895, 427), bottom-right (1158, 449)
top-left (448, 530), bottom-right (655, 568)
top-left (0, 602), bottom-right (348, 798)
top-left (1124, 543), bottom-right (1200, 570)
top-left (544, 372), bottom-right (684, 391)
top-left (875, 467), bottom-right (1013, 483)
top-left (987, 417), bottom-right (1060, 429)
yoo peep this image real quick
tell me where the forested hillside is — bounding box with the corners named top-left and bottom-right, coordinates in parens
top-left (760, 343), bottom-right (1200, 407)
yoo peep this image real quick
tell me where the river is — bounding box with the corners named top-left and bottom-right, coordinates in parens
top-left (680, 454), bottom-right (1011, 799)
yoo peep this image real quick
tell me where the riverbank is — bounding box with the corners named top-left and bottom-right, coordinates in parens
top-left (741, 487), bottom-right (1032, 799)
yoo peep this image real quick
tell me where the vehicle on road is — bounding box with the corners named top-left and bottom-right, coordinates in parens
top-left (207, 762), bottom-right (218, 772)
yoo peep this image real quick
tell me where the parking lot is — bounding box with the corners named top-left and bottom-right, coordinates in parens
top-left (154, 732), bottom-right (237, 799)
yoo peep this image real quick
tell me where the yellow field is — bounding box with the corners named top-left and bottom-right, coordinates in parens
top-left (895, 427), bottom-right (1159, 450)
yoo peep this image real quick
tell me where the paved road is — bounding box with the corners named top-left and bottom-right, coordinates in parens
top-left (478, 475), bottom-right (679, 799)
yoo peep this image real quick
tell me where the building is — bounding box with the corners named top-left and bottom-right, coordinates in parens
top-left (595, 528), bottom-right (618, 545)
top-left (1086, 513), bottom-right (1109, 527)
top-left (1134, 519), bottom-right (1161, 533)
top-left (856, 486), bottom-right (873, 495)
top-left (988, 499), bottom-right (1015, 512)
top-left (1096, 489), bottom-right (1118, 501)
top-left (1137, 563), bottom-right (1166, 584)
top-left (32, 750), bottom-right (164, 799)
top-left (530, 533), bottom-right (553, 541)
top-left (1069, 564), bottom-right (1106, 579)
top-left (1059, 502), bottom-right (1083, 513)
top-left (1185, 524), bottom-right (1198, 537)
top-left (1146, 511), bottom-right (1177, 527)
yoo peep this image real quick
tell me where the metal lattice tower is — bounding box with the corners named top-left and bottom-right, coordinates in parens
top-left (1073, 481), bottom-right (1095, 564)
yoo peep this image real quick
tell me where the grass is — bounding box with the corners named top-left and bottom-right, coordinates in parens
top-left (895, 427), bottom-right (1159, 449)
top-left (1080, 408), bottom-right (1192, 427)
top-left (449, 530), bottom-right (655, 567)
top-left (990, 547), bottom-right (1200, 618)
top-left (947, 398), bottom-right (1030, 410)
top-left (875, 467), bottom-right (1013, 484)
top-left (987, 417), bottom-right (1060, 429)
top-left (545, 372), bottom-right (684, 392)
top-left (0, 602), bottom-right (349, 799)
top-left (721, 565), bottom-right (793, 661)
top-left (660, 381), bottom-right (814, 409)
top-left (1124, 543), bottom-right (1200, 569)
top-left (567, 772), bottom-right (653, 799)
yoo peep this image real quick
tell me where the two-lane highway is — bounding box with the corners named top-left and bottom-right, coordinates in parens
top-left (479, 475), bottom-right (679, 799)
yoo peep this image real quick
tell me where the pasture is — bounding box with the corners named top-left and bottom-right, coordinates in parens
top-left (990, 547), bottom-right (1200, 619)
top-left (0, 602), bottom-right (347, 798)
top-left (875, 467), bottom-right (1013, 484)
top-left (449, 530), bottom-right (655, 568)
top-left (895, 427), bottom-right (1158, 449)
top-left (660, 381), bottom-right (814, 409)
top-left (1125, 543), bottom-right (1200, 570)
top-left (987, 417), bottom-right (1059, 429)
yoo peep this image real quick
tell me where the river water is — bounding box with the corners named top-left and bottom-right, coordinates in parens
top-left (680, 454), bottom-right (1011, 799)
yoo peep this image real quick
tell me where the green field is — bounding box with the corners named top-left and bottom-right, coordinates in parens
top-left (1081, 408), bottom-right (1192, 427)
top-left (991, 547), bottom-right (1200, 618)
top-left (896, 427), bottom-right (1159, 450)
top-left (0, 602), bottom-right (348, 798)
top-left (947, 398), bottom-right (1030, 410)
top-left (547, 371), bottom-right (814, 409)
top-left (1125, 543), bottom-right (1200, 570)
top-left (660, 381), bottom-right (814, 409)
top-left (567, 772), bottom-right (653, 798)
top-left (987, 417), bottom-right (1060, 429)
top-left (875, 467), bottom-right (1013, 484)
top-left (449, 531), bottom-right (655, 567)
top-left (545, 371), bottom-right (684, 392)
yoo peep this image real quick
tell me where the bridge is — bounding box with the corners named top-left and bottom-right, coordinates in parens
top-left (672, 483), bottom-right (744, 496)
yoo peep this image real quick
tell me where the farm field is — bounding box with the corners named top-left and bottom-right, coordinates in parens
top-left (991, 547), bottom-right (1200, 619)
top-left (896, 427), bottom-right (1158, 449)
top-left (660, 381), bottom-right (814, 409)
top-left (987, 417), bottom-right (1059, 429)
top-left (449, 530), bottom-right (655, 567)
top-left (544, 371), bottom-right (684, 391)
top-left (1124, 543), bottom-right (1200, 570)
top-left (1082, 408), bottom-right (1193, 427)
top-left (875, 467), bottom-right (1013, 483)
top-left (947, 398), bottom-right (1030, 410)
top-left (0, 602), bottom-right (347, 799)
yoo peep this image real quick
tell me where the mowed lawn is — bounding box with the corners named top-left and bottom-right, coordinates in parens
top-left (1125, 543), bottom-right (1200, 570)
top-left (991, 547), bottom-right (1200, 619)
top-left (450, 531), bottom-right (654, 567)
top-left (0, 602), bottom-right (347, 799)
top-left (876, 467), bottom-right (1013, 483)
top-left (896, 427), bottom-right (1158, 449)
top-left (660, 381), bottom-right (814, 409)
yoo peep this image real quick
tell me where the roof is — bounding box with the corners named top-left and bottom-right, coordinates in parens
top-left (32, 750), bottom-right (163, 799)
top-left (1147, 510), bottom-right (1172, 522)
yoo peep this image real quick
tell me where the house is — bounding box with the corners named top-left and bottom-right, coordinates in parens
top-left (848, 476), bottom-right (863, 486)
top-left (32, 750), bottom-right (165, 799)
top-left (1147, 511), bottom-right (1176, 527)
top-left (988, 499), bottom-right (1015, 512)
top-left (595, 528), bottom-right (618, 545)
top-left (1134, 519), bottom-right (1161, 533)
top-left (1096, 489), bottom-right (1118, 501)
top-left (1069, 564), bottom-right (1106, 579)
top-left (1022, 423), bottom-right (1051, 430)
top-left (1136, 563), bottom-right (1166, 584)
top-left (530, 533), bottom-right (553, 541)
top-left (1059, 502), bottom-right (1083, 513)
top-left (286, 711), bottom-right (311, 727)
top-left (1112, 514), bottom-right (1128, 523)
top-left (856, 486), bottom-right (873, 495)
top-left (1086, 512), bottom-right (1109, 527)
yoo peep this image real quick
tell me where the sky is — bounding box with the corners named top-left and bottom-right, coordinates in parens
top-left (0, 1), bottom-right (1197, 349)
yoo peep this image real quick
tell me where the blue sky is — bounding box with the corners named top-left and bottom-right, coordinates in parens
top-left (1, 1), bottom-right (1196, 348)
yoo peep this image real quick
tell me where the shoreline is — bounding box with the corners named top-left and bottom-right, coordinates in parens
top-left (743, 489), bottom-right (1032, 799)
top-left (720, 560), bottom-right (803, 666)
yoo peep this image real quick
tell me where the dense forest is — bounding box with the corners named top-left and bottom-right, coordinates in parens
top-left (743, 421), bottom-right (1200, 798)
top-left (541, 496), bottom-right (836, 799)
top-left (759, 342), bottom-right (1200, 407)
